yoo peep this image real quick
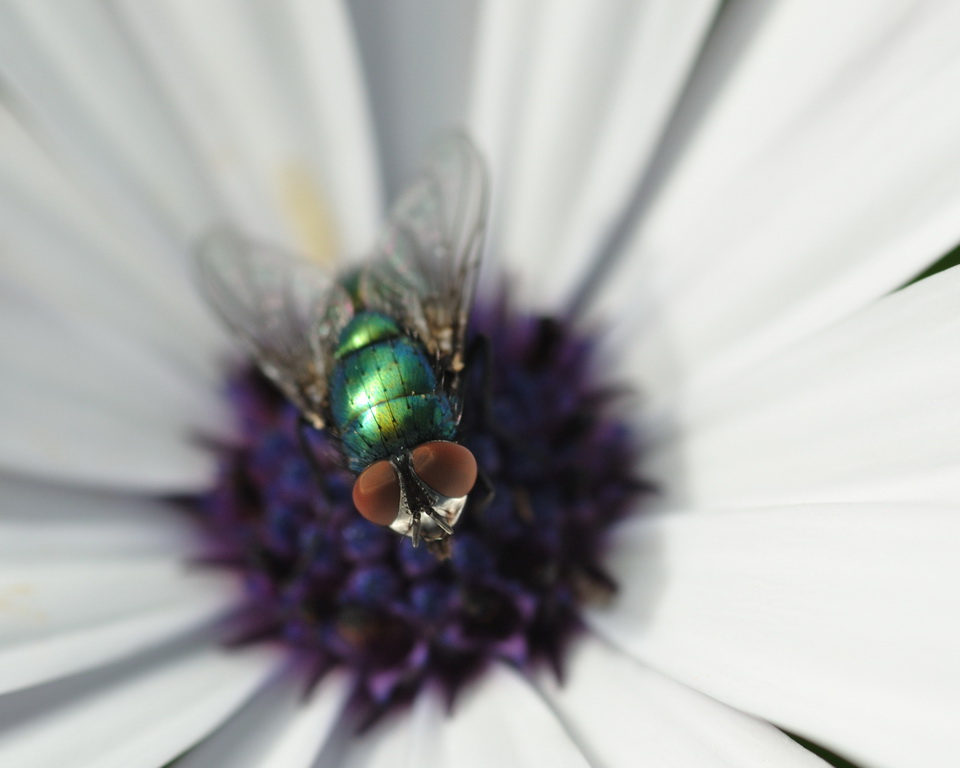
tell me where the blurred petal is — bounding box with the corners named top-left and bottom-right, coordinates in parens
top-left (0, 95), bottom-right (225, 383)
top-left (0, 473), bottom-right (199, 558)
top-left (0, 382), bottom-right (217, 491)
top-left (0, 2), bottom-right (207, 244)
top-left (649, 266), bottom-right (960, 508)
top-left (535, 0), bottom-right (719, 305)
top-left (0, 1), bottom-right (232, 358)
top-left (113, 0), bottom-right (380, 260)
top-left (322, 664), bottom-right (590, 768)
top-left (430, 665), bottom-right (590, 768)
top-left (0, 557), bottom-right (238, 695)
top-left (0, 373), bottom-right (217, 492)
top-left (588, 504), bottom-right (960, 768)
top-left (0, 300), bottom-right (227, 436)
top-left (348, 0), bottom-right (478, 202)
top-left (0, 279), bottom-right (229, 491)
top-left (0, 642), bottom-right (278, 768)
top-left (539, 637), bottom-right (826, 767)
top-left (473, 0), bottom-right (626, 294)
top-left (176, 669), bottom-right (349, 768)
top-left (599, 0), bottom-right (960, 405)
top-left (283, 0), bottom-right (382, 257)
top-left (470, 0), bottom-right (718, 307)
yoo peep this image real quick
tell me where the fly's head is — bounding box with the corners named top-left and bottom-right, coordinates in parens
top-left (352, 441), bottom-right (478, 558)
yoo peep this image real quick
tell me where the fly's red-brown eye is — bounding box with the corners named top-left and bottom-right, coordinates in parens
top-left (352, 460), bottom-right (400, 526)
top-left (411, 441), bottom-right (478, 499)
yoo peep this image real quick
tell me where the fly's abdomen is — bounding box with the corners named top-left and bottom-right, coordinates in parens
top-left (330, 312), bottom-right (456, 472)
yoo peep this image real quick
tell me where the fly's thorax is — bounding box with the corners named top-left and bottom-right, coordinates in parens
top-left (333, 311), bottom-right (401, 359)
top-left (329, 312), bottom-right (457, 472)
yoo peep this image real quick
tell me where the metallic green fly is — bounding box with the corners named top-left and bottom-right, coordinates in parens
top-left (197, 135), bottom-right (489, 555)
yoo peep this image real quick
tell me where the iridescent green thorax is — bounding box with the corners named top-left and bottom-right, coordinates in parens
top-left (334, 312), bottom-right (402, 359)
top-left (330, 312), bottom-right (456, 472)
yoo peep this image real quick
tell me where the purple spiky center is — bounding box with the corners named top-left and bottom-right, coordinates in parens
top-left (198, 296), bottom-right (647, 721)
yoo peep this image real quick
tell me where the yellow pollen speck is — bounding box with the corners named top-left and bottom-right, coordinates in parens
top-left (280, 162), bottom-right (339, 267)
top-left (0, 583), bottom-right (46, 624)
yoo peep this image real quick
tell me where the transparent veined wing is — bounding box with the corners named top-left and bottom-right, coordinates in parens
top-left (360, 133), bottom-right (489, 379)
top-left (196, 228), bottom-right (354, 428)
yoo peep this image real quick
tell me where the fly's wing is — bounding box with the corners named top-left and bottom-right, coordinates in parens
top-left (197, 228), bottom-right (354, 427)
top-left (360, 133), bottom-right (489, 384)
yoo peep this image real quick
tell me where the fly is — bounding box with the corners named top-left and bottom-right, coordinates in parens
top-left (197, 134), bottom-right (489, 557)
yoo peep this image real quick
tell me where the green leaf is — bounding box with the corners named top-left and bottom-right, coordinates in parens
top-left (786, 731), bottom-right (863, 768)
top-left (900, 242), bottom-right (960, 289)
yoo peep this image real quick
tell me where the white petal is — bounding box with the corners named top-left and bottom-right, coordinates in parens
top-left (0, 2), bottom-right (229, 350)
top-left (114, 0), bottom-right (379, 261)
top-left (0, 372), bottom-right (217, 491)
top-left (471, 1), bottom-right (720, 308)
top-left (543, 1), bottom-right (719, 306)
top-left (0, 559), bottom-right (223, 643)
top-left (348, 0), bottom-right (478, 202)
top-left (474, 0), bottom-right (620, 294)
top-left (0, 291), bottom-right (226, 492)
top-left (313, 698), bottom-right (407, 768)
top-left (539, 637), bottom-right (826, 767)
top-left (282, 0), bottom-right (382, 257)
top-left (598, 0), bottom-right (960, 403)
top-left (0, 558), bottom-right (239, 695)
top-left (466, 0), bottom-right (537, 196)
top-left (176, 669), bottom-right (349, 768)
top-left (0, 642), bottom-right (279, 768)
top-left (0, 301), bottom-right (228, 437)
top-left (0, 473), bottom-right (199, 558)
top-left (0, 1), bottom-right (216, 240)
top-left (433, 665), bottom-right (589, 768)
top-left (256, 671), bottom-right (350, 768)
top-left (649, 267), bottom-right (960, 508)
top-left (321, 665), bottom-right (589, 768)
top-left (587, 504), bottom-right (960, 768)
top-left (464, 0), bottom-right (537, 297)
top-left (108, 0), bottom-right (293, 249)
top-left (0, 100), bottom-right (226, 384)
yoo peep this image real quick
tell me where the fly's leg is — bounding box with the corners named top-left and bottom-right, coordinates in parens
top-left (424, 508), bottom-right (454, 536)
top-left (410, 509), bottom-right (422, 548)
top-left (463, 333), bottom-right (501, 437)
top-left (464, 334), bottom-right (562, 527)
top-left (472, 466), bottom-right (496, 512)
top-left (463, 332), bottom-right (549, 465)
top-left (461, 334), bottom-right (504, 514)
top-left (426, 536), bottom-right (452, 560)
top-left (297, 416), bottom-right (328, 488)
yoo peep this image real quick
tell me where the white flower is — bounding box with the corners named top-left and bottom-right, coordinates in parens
top-left (1, 2), bottom-right (959, 768)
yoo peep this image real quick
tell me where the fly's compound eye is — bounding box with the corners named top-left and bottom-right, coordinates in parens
top-left (353, 460), bottom-right (400, 526)
top-left (411, 442), bottom-right (478, 499)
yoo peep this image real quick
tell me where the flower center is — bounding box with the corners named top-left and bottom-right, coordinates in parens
top-left (198, 297), bottom-right (647, 722)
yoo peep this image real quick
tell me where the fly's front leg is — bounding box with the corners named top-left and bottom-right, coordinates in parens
top-left (462, 333), bottom-right (498, 435)
top-left (461, 333), bottom-right (504, 513)
top-left (297, 416), bottom-right (329, 488)
top-left (462, 333), bottom-right (535, 454)
top-left (410, 509), bottom-right (422, 548)
top-left (472, 465), bottom-right (496, 513)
